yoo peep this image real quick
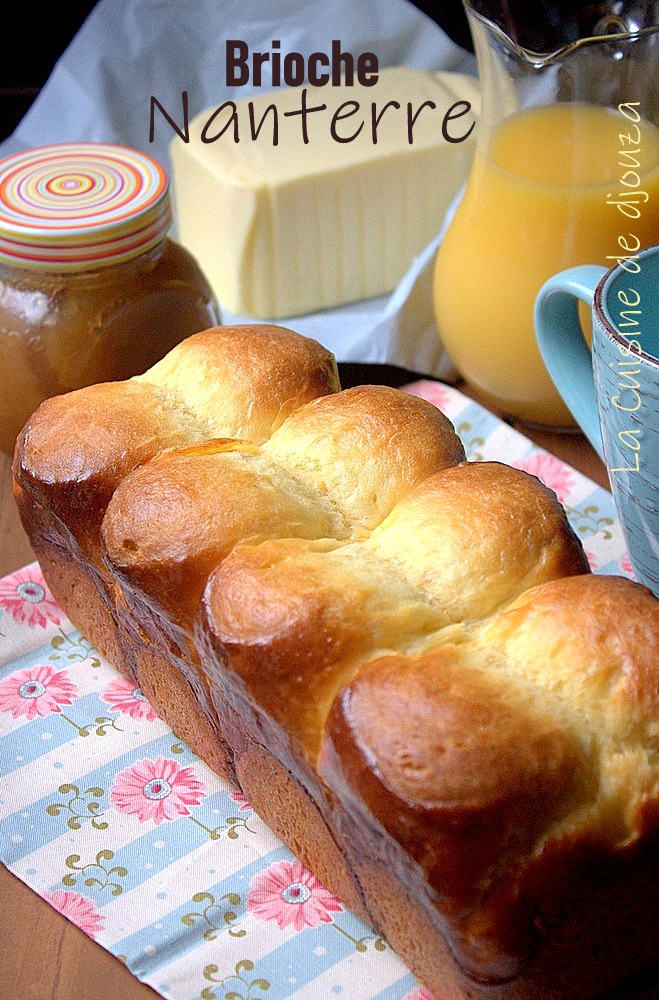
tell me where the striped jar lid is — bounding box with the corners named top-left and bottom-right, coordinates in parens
top-left (0, 142), bottom-right (173, 270)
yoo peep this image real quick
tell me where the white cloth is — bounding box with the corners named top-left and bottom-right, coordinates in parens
top-left (0, 0), bottom-right (476, 377)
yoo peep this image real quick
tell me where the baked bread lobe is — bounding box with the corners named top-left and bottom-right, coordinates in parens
top-left (15, 323), bottom-right (340, 542)
top-left (198, 460), bottom-right (591, 768)
top-left (319, 574), bottom-right (659, 989)
top-left (12, 324), bottom-right (658, 999)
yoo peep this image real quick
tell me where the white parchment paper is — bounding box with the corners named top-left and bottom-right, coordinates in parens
top-left (0, 0), bottom-right (477, 377)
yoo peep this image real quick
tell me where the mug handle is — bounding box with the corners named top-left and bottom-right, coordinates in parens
top-left (534, 265), bottom-right (607, 459)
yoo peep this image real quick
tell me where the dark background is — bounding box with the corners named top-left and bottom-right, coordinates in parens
top-left (0, 2), bottom-right (471, 142)
top-left (0, 1), bottom-right (99, 140)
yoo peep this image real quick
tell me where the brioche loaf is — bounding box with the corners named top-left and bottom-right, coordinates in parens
top-left (13, 324), bottom-right (658, 999)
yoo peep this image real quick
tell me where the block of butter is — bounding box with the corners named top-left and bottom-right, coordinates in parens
top-left (170, 67), bottom-right (480, 319)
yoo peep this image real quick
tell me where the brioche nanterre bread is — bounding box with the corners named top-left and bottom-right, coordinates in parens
top-left (12, 324), bottom-right (658, 999)
top-left (13, 324), bottom-right (340, 774)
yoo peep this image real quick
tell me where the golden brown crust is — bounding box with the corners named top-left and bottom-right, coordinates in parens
top-left (318, 573), bottom-right (659, 983)
top-left (13, 323), bottom-right (341, 564)
top-left (262, 383), bottom-right (467, 532)
top-left (102, 442), bottom-right (338, 628)
top-left (199, 460), bottom-right (590, 770)
top-left (479, 574), bottom-right (659, 748)
top-left (321, 647), bottom-right (592, 979)
top-left (12, 325), bottom-right (658, 999)
top-left (199, 536), bottom-right (447, 763)
top-left (364, 460), bottom-right (591, 617)
top-left (131, 323), bottom-right (341, 440)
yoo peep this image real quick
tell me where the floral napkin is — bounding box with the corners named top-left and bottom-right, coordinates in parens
top-left (0, 383), bottom-right (630, 1000)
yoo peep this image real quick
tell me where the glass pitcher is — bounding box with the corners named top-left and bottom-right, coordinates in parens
top-left (433, 1), bottom-right (659, 428)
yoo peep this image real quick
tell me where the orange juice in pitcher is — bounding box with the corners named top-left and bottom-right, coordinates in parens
top-left (432, 1), bottom-right (659, 428)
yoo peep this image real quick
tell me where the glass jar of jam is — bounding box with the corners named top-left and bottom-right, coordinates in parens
top-left (0, 142), bottom-right (220, 454)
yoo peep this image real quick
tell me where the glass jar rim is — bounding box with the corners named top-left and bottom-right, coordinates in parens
top-left (0, 142), bottom-right (172, 270)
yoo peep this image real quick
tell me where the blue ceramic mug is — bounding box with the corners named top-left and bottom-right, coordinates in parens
top-left (534, 243), bottom-right (659, 597)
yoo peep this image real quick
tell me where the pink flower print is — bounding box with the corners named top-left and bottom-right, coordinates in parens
top-left (0, 567), bottom-right (61, 628)
top-left (100, 676), bottom-right (159, 721)
top-left (229, 789), bottom-right (252, 812)
top-left (110, 756), bottom-right (206, 824)
top-left (584, 549), bottom-right (599, 572)
top-left (405, 988), bottom-right (436, 1000)
top-left (42, 889), bottom-right (105, 940)
top-left (0, 664), bottom-right (77, 720)
top-left (513, 451), bottom-right (575, 504)
top-left (404, 380), bottom-right (454, 415)
top-left (619, 552), bottom-right (637, 580)
top-left (247, 858), bottom-right (343, 932)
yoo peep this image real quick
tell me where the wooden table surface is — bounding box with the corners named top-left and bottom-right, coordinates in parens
top-left (0, 391), bottom-right (633, 1000)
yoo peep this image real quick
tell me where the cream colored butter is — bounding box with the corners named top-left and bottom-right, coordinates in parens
top-left (170, 67), bottom-right (480, 319)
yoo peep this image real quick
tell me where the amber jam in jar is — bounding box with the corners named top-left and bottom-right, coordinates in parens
top-left (0, 142), bottom-right (220, 454)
